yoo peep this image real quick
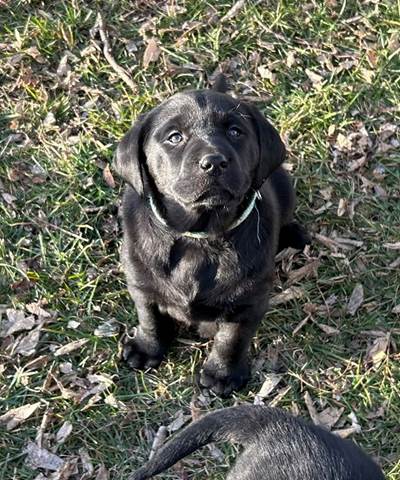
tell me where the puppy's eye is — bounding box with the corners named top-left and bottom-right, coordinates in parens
top-left (227, 126), bottom-right (242, 138)
top-left (166, 132), bottom-right (183, 144)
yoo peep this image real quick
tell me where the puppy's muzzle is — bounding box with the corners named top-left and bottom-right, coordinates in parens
top-left (199, 154), bottom-right (229, 176)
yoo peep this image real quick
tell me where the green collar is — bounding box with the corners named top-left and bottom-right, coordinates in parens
top-left (149, 190), bottom-right (262, 239)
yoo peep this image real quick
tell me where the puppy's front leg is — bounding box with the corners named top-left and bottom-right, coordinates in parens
top-left (200, 310), bottom-right (262, 397)
top-left (123, 294), bottom-right (176, 370)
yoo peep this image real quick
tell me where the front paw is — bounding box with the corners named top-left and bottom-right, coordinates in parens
top-left (122, 337), bottom-right (165, 370)
top-left (200, 358), bottom-right (250, 397)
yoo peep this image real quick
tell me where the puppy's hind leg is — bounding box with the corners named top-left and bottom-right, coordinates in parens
top-left (278, 221), bottom-right (311, 252)
top-left (123, 293), bottom-right (176, 370)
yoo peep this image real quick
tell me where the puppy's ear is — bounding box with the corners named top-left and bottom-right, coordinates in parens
top-left (247, 105), bottom-right (286, 189)
top-left (211, 73), bottom-right (230, 93)
top-left (113, 112), bottom-right (152, 196)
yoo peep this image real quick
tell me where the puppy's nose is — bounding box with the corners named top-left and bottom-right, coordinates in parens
top-left (199, 154), bottom-right (228, 174)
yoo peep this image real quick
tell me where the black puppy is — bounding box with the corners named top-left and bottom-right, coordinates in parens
top-left (130, 405), bottom-right (384, 480)
top-left (114, 79), bottom-right (309, 396)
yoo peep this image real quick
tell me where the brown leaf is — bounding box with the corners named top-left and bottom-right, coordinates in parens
top-left (53, 338), bottom-right (89, 356)
top-left (365, 333), bottom-right (390, 368)
top-left (95, 465), bottom-right (109, 480)
top-left (304, 391), bottom-right (320, 425)
top-left (56, 421), bottom-right (73, 445)
top-left (317, 406), bottom-right (344, 430)
top-left (270, 287), bottom-right (305, 307)
top-left (149, 426), bottom-right (168, 460)
top-left (0, 309), bottom-right (35, 337)
top-left (257, 65), bottom-right (276, 83)
top-left (287, 260), bottom-right (320, 284)
top-left (348, 155), bottom-right (368, 172)
top-left (26, 302), bottom-right (52, 318)
top-left (346, 284), bottom-right (364, 316)
top-left (392, 305), bottom-right (400, 314)
top-left (24, 442), bottom-right (65, 471)
top-left (143, 38), bottom-right (161, 68)
top-left (383, 242), bottom-right (400, 250)
top-left (337, 198), bottom-right (347, 217)
top-left (0, 402), bottom-right (40, 430)
top-left (15, 327), bottom-right (41, 356)
top-left (360, 67), bottom-right (375, 84)
top-left (167, 410), bottom-right (190, 433)
top-left (305, 68), bottom-right (324, 87)
top-left (79, 448), bottom-right (94, 479)
top-left (103, 164), bottom-right (115, 189)
top-left (221, 0), bottom-right (246, 22)
top-left (315, 322), bottom-right (340, 335)
top-left (254, 373), bottom-right (282, 402)
top-left (286, 51), bottom-right (296, 67)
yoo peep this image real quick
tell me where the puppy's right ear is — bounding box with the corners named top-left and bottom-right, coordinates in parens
top-left (113, 112), bottom-right (152, 196)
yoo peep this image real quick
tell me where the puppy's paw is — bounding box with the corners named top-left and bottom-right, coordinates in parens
top-left (278, 221), bottom-right (311, 251)
top-left (200, 359), bottom-right (250, 397)
top-left (122, 338), bottom-right (165, 370)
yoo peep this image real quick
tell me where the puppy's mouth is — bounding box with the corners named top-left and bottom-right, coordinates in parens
top-left (193, 188), bottom-right (234, 207)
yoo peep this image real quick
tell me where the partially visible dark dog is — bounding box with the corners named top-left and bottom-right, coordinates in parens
top-left (130, 405), bottom-right (384, 480)
top-left (114, 77), bottom-right (310, 396)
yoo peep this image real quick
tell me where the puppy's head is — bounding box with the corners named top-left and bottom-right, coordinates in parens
top-left (114, 89), bottom-right (285, 211)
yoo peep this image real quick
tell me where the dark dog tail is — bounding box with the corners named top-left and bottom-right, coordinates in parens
top-left (129, 405), bottom-right (283, 480)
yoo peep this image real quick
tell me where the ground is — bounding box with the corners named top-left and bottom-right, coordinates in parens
top-left (0, 1), bottom-right (399, 479)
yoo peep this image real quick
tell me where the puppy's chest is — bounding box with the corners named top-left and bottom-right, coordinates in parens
top-left (156, 239), bottom-right (249, 305)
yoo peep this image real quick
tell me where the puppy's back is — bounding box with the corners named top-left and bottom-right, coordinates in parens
top-left (130, 405), bottom-right (384, 480)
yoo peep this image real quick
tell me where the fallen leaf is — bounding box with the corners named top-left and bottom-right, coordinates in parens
top-left (305, 68), bottom-right (324, 87)
top-left (207, 443), bottom-right (224, 461)
top-left (269, 386), bottom-right (291, 407)
top-left (365, 333), bottom-right (390, 368)
top-left (348, 155), bottom-right (368, 172)
top-left (54, 339), bottom-right (89, 356)
top-left (257, 65), bottom-right (276, 83)
top-left (149, 426), bottom-right (168, 460)
top-left (103, 164), bottom-right (115, 189)
top-left (383, 242), bottom-right (400, 250)
top-left (94, 320), bottom-right (119, 337)
top-left (143, 38), bottom-right (161, 68)
top-left (95, 465), bottom-right (109, 480)
top-left (221, 0), bottom-right (246, 22)
top-left (51, 458), bottom-right (79, 480)
top-left (392, 305), bottom-right (400, 314)
top-left (287, 260), bottom-right (320, 284)
top-left (2, 192), bottom-right (16, 204)
top-left (25, 442), bottom-right (64, 471)
top-left (0, 402), bottom-right (40, 430)
top-left (270, 287), bottom-right (305, 306)
top-left (56, 421), bottom-right (73, 445)
top-left (286, 50), bottom-right (296, 67)
top-left (346, 284), bottom-right (364, 316)
top-left (315, 322), bottom-right (340, 335)
top-left (389, 257), bottom-right (400, 268)
top-left (254, 373), bottom-right (282, 403)
top-left (26, 302), bottom-right (52, 318)
top-left (167, 410), bottom-right (189, 433)
top-left (337, 198), bottom-right (347, 217)
top-left (304, 391), bottom-right (321, 426)
top-left (57, 54), bottom-right (71, 78)
top-left (360, 67), bottom-right (375, 84)
top-left (104, 393), bottom-right (127, 410)
top-left (79, 448), bottom-right (94, 479)
top-left (0, 309), bottom-right (35, 337)
top-left (317, 406), bottom-right (344, 430)
top-left (15, 327), bottom-right (41, 356)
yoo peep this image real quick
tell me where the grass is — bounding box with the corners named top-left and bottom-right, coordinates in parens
top-left (0, 0), bottom-right (399, 479)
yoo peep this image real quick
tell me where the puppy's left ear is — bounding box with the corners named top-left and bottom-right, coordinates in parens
top-left (247, 105), bottom-right (286, 189)
top-left (113, 111), bottom-right (153, 196)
